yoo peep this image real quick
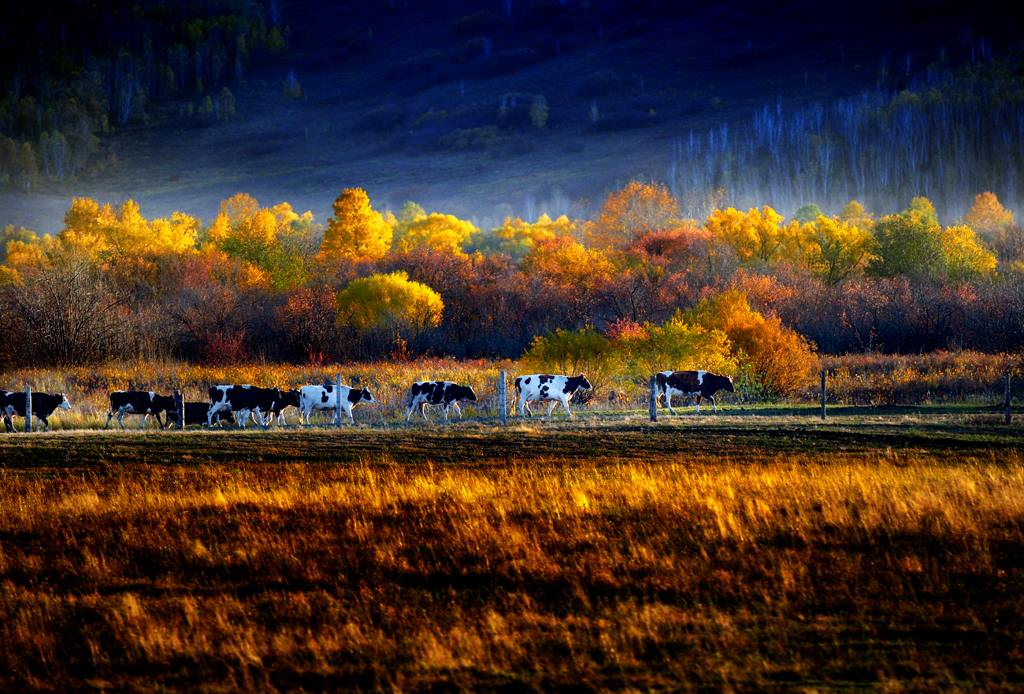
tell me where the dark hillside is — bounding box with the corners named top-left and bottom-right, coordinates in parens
top-left (0, 0), bottom-right (1021, 230)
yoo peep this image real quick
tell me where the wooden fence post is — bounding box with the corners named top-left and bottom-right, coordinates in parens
top-left (649, 375), bottom-right (657, 422)
top-left (1006, 372), bottom-right (1013, 426)
top-left (174, 390), bottom-right (184, 431)
top-left (820, 368), bottom-right (827, 421)
top-left (498, 370), bottom-right (507, 426)
top-left (25, 384), bottom-right (32, 433)
top-left (334, 373), bottom-right (343, 428)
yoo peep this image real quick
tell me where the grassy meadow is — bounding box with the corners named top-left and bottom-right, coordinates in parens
top-left (1, 420), bottom-right (1023, 689)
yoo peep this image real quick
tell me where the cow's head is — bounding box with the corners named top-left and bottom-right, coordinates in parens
top-left (283, 389), bottom-right (301, 407)
top-left (464, 386), bottom-right (477, 402)
top-left (724, 375), bottom-right (735, 393)
top-left (352, 388), bottom-right (374, 404)
top-left (569, 375), bottom-right (593, 393)
top-left (59, 394), bottom-right (72, 410)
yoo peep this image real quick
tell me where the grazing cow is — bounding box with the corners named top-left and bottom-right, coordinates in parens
top-left (298, 383), bottom-right (374, 424)
top-left (105, 390), bottom-right (177, 430)
top-left (166, 402), bottom-right (236, 428)
top-left (405, 381), bottom-right (477, 422)
top-left (655, 370), bottom-right (735, 414)
top-left (2, 391), bottom-right (72, 432)
top-left (264, 389), bottom-right (301, 426)
top-left (512, 374), bottom-right (592, 418)
top-left (207, 385), bottom-right (283, 429)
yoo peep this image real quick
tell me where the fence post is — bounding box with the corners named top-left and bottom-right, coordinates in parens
top-left (334, 373), bottom-right (343, 428)
top-left (820, 368), bottom-right (827, 421)
top-left (1006, 372), bottom-right (1013, 425)
top-left (25, 384), bottom-right (32, 433)
top-left (649, 375), bottom-right (657, 422)
top-left (174, 390), bottom-right (184, 431)
top-left (498, 370), bottom-right (507, 426)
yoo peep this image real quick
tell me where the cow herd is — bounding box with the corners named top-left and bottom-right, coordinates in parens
top-left (1, 370), bottom-right (736, 432)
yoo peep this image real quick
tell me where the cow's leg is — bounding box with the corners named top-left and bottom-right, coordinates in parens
top-left (694, 396), bottom-right (702, 414)
top-left (421, 402), bottom-right (430, 422)
top-left (104, 410), bottom-right (113, 429)
top-left (452, 402), bottom-right (463, 419)
top-left (561, 397), bottom-right (574, 418)
top-left (710, 395), bottom-right (717, 414)
top-left (346, 405), bottom-right (355, 424)
top-left (237, 408), bottom-right (250, 429)
top-left (207, 403), bottom-right (223, 427)
top-left (39, 415), bottom-right (49, 432)
top-left (665, 391), bottom-right (677, 415)
top-left (442, 404), bottom-right (450, 422)
top-left (546, 400), bottom-right (557, 418)
top-left (519, 398), bottom-right (528, 417)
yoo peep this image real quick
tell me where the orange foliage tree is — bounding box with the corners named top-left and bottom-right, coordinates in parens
top-left (589, 181), bottom-right (680, 248)
top-left (685, 289), bottom-right (818, 397)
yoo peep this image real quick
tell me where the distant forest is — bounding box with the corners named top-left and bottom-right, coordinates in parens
top-left (0, 0), bottom-right (283, 189)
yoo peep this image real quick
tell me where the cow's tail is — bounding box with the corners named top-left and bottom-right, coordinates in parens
top-left (654, 372), bottom-right (668, 404)
top-left (508, 377), bottom-right (522, 414)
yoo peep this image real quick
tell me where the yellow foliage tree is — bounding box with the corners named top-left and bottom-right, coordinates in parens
top-left (318, 188), bottom-right (392, 263)
top-left (705, 206), bottom-right (788, 263)
top-left (838, 199), bottom-right (874, 229)
top-left (686, 289), bottom-right (817, 397)
top-left (336, 271), bottom-right (444, 338)
top-left (964, 191), bottom-right (1014, 235)
top-left (483, 214), bottom-right (577, 258)
top-left (523, 236), bottom-right (615, 291)
top-left (940, 224), bottom-right (997, 280)
top-left (802, 215), bottom-right (876, 284)
top-left (590, 181), bottom-right (680, 248)
top-left (393, 212), bottom-right (478, 256)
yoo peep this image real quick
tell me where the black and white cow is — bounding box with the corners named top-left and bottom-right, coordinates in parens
top-left (2, 391), bottom-right (72, 432)
top-left (264, 389), bottom-right (301, 426)
top-left (105, 390), bottom-right (177, 430)
top-left (207, 385), bottom-right (283, 429)
top-left (405, 381), bottom-right (477, 422)
top-left (512, 374), bottom-right (592, 418)
top-left (167, 402), bottom-right (236, 428)
top-left (298, 383), bottom-right (374, 424)
top-left (655, 370), bottom-right (735, 414)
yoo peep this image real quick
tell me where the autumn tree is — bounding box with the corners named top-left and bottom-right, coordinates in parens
top-left (318, 188), bottom-right (392, 264)
top-left (868, 197), bottom-right (946, 279)
top-left (475, 214), bottom-right (577, 258)
top-left (964, 192), bottom-right (1014, 236)
top-left (589, 181), bottom-right (679, 248)
top-left (705, 206), bottom-right (796, 264)
top-left (686, 289), bottom-right (817, 397)
top-left (869, 197), bottom-right (995, 280)
top-left (802, 215), bottom-right (876, 285)
top-left (336, 271), bottom-right (444, 351)
top-left (393, 212), bottom-right (478, 256)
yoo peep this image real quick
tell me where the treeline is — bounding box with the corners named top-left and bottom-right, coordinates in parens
top-left (0, 183), bottom-right (1022, 382)
top-left (0, 0), bottom-right (286, 189)
top-left (670, 55), bottom-right (1024, 221)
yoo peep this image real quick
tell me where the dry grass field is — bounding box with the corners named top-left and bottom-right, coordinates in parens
top-left (1, 418), bottom-right (1023, 690)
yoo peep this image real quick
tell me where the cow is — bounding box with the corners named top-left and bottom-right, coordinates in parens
top-left (264, 389), bottom-right (301, 426)
top-left (405, 381), bottom-right (477, 422)
top-left (298, 383), bottom-right (374, 425)
top-left (511, 374), bottom-right (592, 418)
top-left (655, 370), bottom-right (735, 414)
top-left (105, 390), bottom-right (177, 430)
top-left (207, 385), bottom-right (283, 429)
top-left (164, 402), bottom-right (236, 428)
top-left (2, 391), bottom-right (72, 432)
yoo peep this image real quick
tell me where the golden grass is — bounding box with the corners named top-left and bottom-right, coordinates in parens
top-left (2, 443), bottom-right (1023, 689)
